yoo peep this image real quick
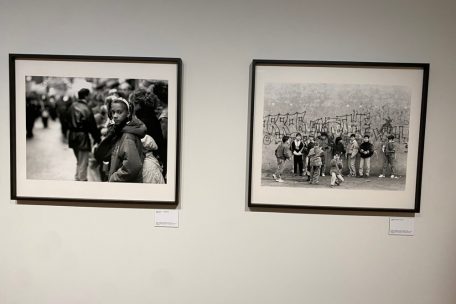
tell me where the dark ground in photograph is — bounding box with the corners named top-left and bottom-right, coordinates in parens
top-left (261, 172), bottom-right (405, 190)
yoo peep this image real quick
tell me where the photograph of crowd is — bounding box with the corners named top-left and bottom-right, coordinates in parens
top-left (25, 76), bottom-right (169, 184)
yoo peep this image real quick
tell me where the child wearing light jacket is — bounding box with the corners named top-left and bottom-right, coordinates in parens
top-left (329, 153), bottom-right (344, 187)
top-left (347, 133), bottom-right (359, 177)
top-left (308, 142), bottom-right (323, 184)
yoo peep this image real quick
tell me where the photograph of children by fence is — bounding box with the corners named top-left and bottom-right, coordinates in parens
top-left (261, 82), bottom-right (410, 191)
top-left (25, 76), bottom-right (168, 184)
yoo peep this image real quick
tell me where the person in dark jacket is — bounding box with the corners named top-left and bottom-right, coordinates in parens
top-left (305, 135), bottom-right (316, 181)
top-left (25, 94), bottom-right (41, 138)
top-left (358, 134), bottom-right (374, 177)
top-left (333, 136), bottom-right (346, 158)
top-left (55, 95), bottom-right (72, 138)
top-left (291, 133), bottom-right (304, 176)
top-left (98, 96), bottom-right (146, 183)
top-left (379, 135), bottom-right (398, 178)
top-left (273, 135), bottom-right (292, 182)
top-left (129, 89), bottom-right (166, 177)
top-left (67, 88), bottom-right (100, 181)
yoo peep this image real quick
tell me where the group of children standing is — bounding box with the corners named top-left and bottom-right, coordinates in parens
top-left (272, 132), bottom-right (397, 187)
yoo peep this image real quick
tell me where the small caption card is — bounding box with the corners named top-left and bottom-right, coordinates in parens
top-left (389, 217), bottom-right (414, 236)
top-left (155, 210), bottom-right (179, 228)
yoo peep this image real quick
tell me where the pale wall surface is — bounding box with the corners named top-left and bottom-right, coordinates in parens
top-left (0, 0), bottom-right (456, 303)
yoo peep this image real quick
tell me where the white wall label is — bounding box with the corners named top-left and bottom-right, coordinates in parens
top-left (155, 210), bottom-right (179, 228)
top-left (389, 217), bottom-right (415, 236)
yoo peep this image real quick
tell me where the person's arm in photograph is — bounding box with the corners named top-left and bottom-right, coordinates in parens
top-left (351, 142), bottom-right (359, 158)
top-left (369, 143), bottom-right (374, 156)
top-left (298, 143), bottom-right (304, 154)
top-left (285, 145), bottom-right (293, 160)
top-left (88, 110), bottom-right (101, 144)
top-left (109, 137), bottom-right (143, 182)
top-left (291, 142), bottom-right (298, 155)
top-left (160, 117), bottom-right (168, 141)
top-left (338, 160), bottom-right (343, 170)
top-left (391, 142), bottom-right (397, 159)
top-left (308, 148), bottom-right (315, 158)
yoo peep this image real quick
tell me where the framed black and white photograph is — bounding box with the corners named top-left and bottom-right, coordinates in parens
top-left (248, 60), bottom-right (429, 212)
top-left (10, 54), bottom-right (182, 204)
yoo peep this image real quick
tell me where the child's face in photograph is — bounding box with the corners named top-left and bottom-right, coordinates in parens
top-left (364, 137), bottom-right (369, 142)
top-left (111, 102), bottom-right (129, 125)
top-left (296, 136), bottom-right (301, 141)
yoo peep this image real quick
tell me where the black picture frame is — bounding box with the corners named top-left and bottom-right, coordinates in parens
top-left (248, 59), bottom-right (429, 212)
top-left (10, 54), bottom-right (182, 205)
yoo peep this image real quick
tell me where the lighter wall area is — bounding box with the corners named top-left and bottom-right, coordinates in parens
top-left (0, 1), bottom-right (455, 303)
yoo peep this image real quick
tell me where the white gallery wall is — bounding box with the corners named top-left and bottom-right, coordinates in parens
top-left (1, 0), bottom-right (455, 303)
